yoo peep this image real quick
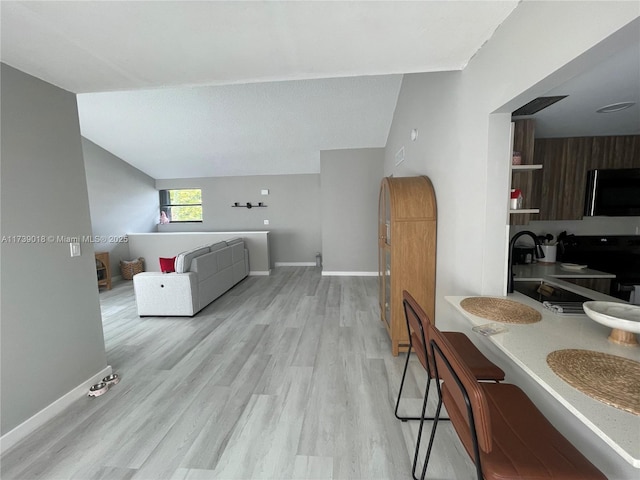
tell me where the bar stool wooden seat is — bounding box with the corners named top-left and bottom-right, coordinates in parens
top-left (395, 290), bottom-right (505, 480)
top-left (422, 323), bottom-right (607, 480)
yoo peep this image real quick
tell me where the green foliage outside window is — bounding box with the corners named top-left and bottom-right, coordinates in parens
top-left (160, 189), bottom-right (203, 222)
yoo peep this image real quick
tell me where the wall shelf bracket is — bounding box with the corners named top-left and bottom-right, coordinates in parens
top-left (232, 202), bottom-right (267, 209)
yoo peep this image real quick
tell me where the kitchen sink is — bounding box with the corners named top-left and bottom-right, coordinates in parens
top-left (513, 280), bottom-right (593, 314)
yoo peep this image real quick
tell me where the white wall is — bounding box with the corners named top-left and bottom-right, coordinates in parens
top-left (1, 64), bottom-right (109, 440)
top-left (320, 148), bottom-right (384, 274)
top-left (386, 3), bottom-right (639, 311)
top-left (155, 174), bottom-right (321, 266)
top-left (82, 138), bottom-right (158, 276)
top-left (385, 4), bottom-right (639, 478)
top-left (457, 3), bottom-right (639, 298)
top-left (385, 71), bottom-right (463, 295)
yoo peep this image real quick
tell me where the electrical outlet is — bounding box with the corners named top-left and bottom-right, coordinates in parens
top-left (261, 189), bottom-right (269, 195)
top-left (264, 220), bottom-right (269, 225)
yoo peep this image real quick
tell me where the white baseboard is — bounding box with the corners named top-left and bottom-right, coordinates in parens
top-left (274, 262), bottom-right (316, 267)
top-left (0, 365), bottom-right (112, 454)
top-left (249, 270), bottom-right (271, 276)
top-left (322, 271), bottom-right (378, 276)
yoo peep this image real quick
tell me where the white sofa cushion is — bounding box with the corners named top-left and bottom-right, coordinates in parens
top-left (175, 245), bottom-right (210, 273)
top-left (217, 247), bottom-right (233, 270)
top-left (230, 242), bottom-right (245, 263)
top-left (209, 241), bottom-right (228, 253)
top-left (190, 250), bottom-right (218, 281)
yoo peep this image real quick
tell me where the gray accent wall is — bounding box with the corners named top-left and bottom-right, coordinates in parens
top-left (82, 137), bottom-right (158, 276)
top-left (156, 174), bottom-right (321, 265)
top-left (320, 148), bottom-right (384, 273)
top-left (1, 64), bottom-right (108, 435)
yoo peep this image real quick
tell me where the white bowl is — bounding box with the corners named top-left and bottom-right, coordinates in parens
top-left (560, 263), bottom-right (587, 271)
top-left (583, 301), bottom-right (640, 334)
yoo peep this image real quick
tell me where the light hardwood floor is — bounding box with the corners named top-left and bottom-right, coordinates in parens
top-left (1, 267), bottom-right (475, 479)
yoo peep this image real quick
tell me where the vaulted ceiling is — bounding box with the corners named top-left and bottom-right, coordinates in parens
top-left (12, 3), bottom-right (638, 179)
top-left (1, 1), bottom-right (521, 178)
top-left (1, 1), bottom-right (519, 93)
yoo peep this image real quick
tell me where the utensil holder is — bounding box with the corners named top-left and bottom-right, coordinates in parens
top-left (539, 245), bottom-right (557, 264)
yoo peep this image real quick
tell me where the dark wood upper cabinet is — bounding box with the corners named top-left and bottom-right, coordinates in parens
top-left (534, 135), bottom-right (640, 220)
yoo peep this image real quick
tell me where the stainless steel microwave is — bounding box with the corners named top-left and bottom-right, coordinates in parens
top-left (584, 168), bottom-right (640, 216)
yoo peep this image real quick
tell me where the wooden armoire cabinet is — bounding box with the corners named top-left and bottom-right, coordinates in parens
top-left (378, 176), bottom-right (437, 356)
top-left (95, 251), bottom-right (112, 290)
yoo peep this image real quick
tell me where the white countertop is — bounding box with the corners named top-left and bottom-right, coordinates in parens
top-left (446, 289), bottom-right (640, 468)
top-left (513, 262), bottom-right (616, 279)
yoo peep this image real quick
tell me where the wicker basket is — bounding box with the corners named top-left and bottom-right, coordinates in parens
top-left (120, 257), bottom-right (144, 280)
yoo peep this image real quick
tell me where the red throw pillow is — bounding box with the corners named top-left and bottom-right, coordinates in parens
top-left (159, 256), bottom-right (176, 273)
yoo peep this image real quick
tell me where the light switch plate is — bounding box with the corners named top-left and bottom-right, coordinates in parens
top-left (264, 220), bottom-right (269, 225)
top-left (70, 242), bottom-right (81, 257)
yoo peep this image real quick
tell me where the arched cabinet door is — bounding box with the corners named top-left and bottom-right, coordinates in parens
top-left (378, 176), bottom-right (437, 356)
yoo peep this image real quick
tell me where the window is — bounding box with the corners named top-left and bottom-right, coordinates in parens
top-left (159, 189), bottom-right (202, 222)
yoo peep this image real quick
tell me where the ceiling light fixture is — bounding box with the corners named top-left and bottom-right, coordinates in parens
top-left (596, 101), bottom-right (635, 113)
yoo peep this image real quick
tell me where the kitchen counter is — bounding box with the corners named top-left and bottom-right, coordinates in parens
top-left (513, 262), bottom-right (616, 280)
top-left (446, 290), bottom-right (640, 473)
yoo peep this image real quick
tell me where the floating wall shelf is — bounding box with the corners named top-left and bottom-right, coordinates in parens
top-left (232, 203), bottom-right (267, 209)
top-left (511, 164), bottom-right (543, 171)
top-left (509, 208), bottom-right (540, 214)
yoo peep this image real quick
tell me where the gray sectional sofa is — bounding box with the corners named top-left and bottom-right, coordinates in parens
top-left (133, 238), bottom-right (249, 316)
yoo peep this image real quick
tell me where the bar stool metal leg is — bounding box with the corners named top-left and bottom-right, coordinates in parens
top-left (411, 372), bottom-right (432, 480)
top-left (395, 344), bottom-right (424, 421)
top-left (420, 387), bottom-right (443, 480)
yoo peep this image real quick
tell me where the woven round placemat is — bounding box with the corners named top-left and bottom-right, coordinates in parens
top-left (460, 297), bottom-right (541, 324)
top-left (547, 349), bottom-right (640, 416)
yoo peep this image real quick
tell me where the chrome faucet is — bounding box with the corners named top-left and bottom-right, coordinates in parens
top-left (507, 230), bottom-right (545, 293)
